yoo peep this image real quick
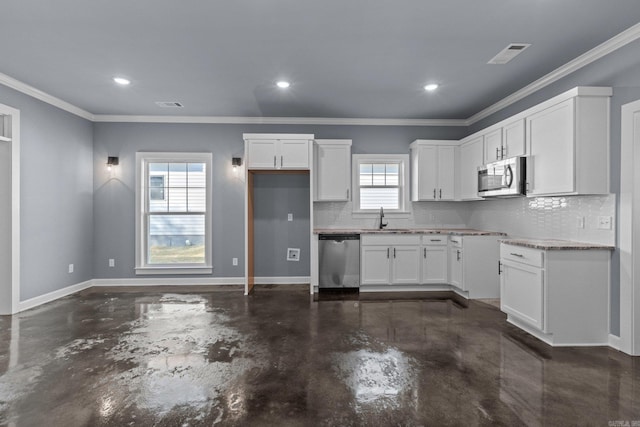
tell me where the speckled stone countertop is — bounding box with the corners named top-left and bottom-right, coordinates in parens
top-left (500, 238), bottom-right (614, 251)
top-left (314, 228), bottom-right (506, 236)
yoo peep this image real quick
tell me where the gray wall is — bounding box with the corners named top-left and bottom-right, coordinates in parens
top-left (0, 85), bottom-right (94, 301)
top-left (93, 122), bottom-right (460, 279)
top-left (253, 174), bottom-right (310, 277)
top-left (464, 39), bottom-right (640, 336)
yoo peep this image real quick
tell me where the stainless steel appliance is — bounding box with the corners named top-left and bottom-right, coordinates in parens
top-left (478, 156), bottom-right (527, 198)
top-left (319, 234), bottom-right (360, 289)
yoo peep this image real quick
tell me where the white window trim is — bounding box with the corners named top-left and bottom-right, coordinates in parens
top-left (135, 152), bottom-right (213, 275)
top-left (352, 154), bottom-right (411, 215)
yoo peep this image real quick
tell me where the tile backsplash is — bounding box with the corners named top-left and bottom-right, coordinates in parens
top-left (314, 194), bottom-right (616, 246)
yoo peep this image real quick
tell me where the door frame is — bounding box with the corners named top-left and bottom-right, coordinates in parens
top-left (0, 102), bottom-right (20, 315)
top-left (618, 98), bottom-right (640, 355)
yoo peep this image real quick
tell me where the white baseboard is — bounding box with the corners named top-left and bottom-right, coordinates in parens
top-left (19, 279), bottom-right (93, 312)
top-left (253, 276), bottom-right (310, 285)
top-left (92, 277), bottom-right (244, 287)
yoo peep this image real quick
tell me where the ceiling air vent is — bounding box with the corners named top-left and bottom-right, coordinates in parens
top-left (155, 101), bottom-right (184, 108)
top-left (487, 43), bottom-right (531, 65)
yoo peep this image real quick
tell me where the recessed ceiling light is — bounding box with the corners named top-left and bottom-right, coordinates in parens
top-left (276, 81), bottom-right (290, 89)
top-left (424, 84), bottom-right (439, 91)
top-left (113, 77), bottom-right (131, 86)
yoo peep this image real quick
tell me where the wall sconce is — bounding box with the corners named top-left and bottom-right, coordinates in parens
top-left (232, 157), bottom-right (242, 173)
top-left (107, 156), bottom-right (119, 171)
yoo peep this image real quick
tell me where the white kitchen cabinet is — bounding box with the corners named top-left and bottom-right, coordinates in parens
top-left (361, 234), bottom-right (421, 286)
top-left (459, 136), bottom-right (484, 200)
top-left (499, 242), bottom-right (611, 346)
top-left (410, 140), bottom-right (456, 201)
top-left (421, 236), bottom-right (448, 284)
top-left (483, 119), bottom-right (525, 163)
top-left (526, 93), bottom-right (610, 196)
top-left (448, 235), bottom-right (501, 298)
top-left (314, 139), bottom-right (351, 201)
top-left (244, 134), bottom-right (313, 170)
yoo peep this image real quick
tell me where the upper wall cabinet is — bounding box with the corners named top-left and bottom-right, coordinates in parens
top-left (410, 140), bottom-right (456, 201)
top-left (483, 119), bottom-right (525, 163)
top-left (526, 92), bottom-right (610, 196)
top-left (314, 139), bottom-right (351, 201)
top-left (459, 135), bottom-right (484, 200)
top-left (243, 133), bottom-right (314, 170)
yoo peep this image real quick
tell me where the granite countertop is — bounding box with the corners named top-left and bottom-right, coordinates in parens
top-left (500, 238), bottom-right (614, 251)
top-left (314, 228), bottom-right (506, 236)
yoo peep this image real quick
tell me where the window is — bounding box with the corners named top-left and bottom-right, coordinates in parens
top-left (352, 154), bottom-right (410, 213)
top-left (135, 152), bottom-right (212, 274)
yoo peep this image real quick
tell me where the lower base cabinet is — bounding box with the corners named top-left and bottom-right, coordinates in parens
top-left (499, 243), bottom-right (610, 346)
top-left (449, 235), bottom-right (501, 298)
top-left (360, 235), bottom-right (421, 285)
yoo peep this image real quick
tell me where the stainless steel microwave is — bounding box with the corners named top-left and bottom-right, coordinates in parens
top-left (478, 156), bottom-right (527, 198)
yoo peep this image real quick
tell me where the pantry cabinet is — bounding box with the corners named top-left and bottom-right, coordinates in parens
top-left (244, 134), bottom-right (313, 170)
top-left (410, 140), bottom-right (456, 201)
top-left (314, 139), bottom-right (351, 201)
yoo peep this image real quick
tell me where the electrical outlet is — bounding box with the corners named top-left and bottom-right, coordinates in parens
top-left (109, 258), bottom-right (115, 267)
top-left (232, 257), bottom-right (238, 266)
top-left (576, 216), bottom-right (585, 229)
top-left (68, 263), bottom-right (74, 273)
top-left (598, 216), bottom-right (612, 230)
top-left (288, 213), bottom-right (293, 221)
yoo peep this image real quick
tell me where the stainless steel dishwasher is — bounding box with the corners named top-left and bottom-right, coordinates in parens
top-left (318, 234), bottom-right (360, 289)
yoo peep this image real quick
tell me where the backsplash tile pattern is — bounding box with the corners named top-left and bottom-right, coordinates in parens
top-left (466, 195), bottom-right (615, 246)
top-left (314, 195), bottom-right (615, 246)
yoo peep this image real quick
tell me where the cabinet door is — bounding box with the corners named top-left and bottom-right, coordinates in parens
top-left (503, 119), bottom-right (525, 158)
top-left (460, 137), bottom-right (484, 200)
top-left (484, 129), bottom-right (503, 163)
top-left (316, 144), bottom-right (350, 201)
top-left (361, 246), bottom-right (391, 285)
top-left (417, 145), bottom-right (438, 200)
top-left (247, 140), bottom-right (278, 169)
top-left (527, 99), bottom-right (575, 195)
top-left (437, 146), bottom-right (456, 200)
top-left (449, 247), bottom-right (463, 289)
top-left (500, 260), bottom-right (544, 331)
top-left (391, 246), bottom-right (421, 285)
top-left (280, 139), bottom-right (309, 169)
top-left (421, 245), bottom-right (448, 283)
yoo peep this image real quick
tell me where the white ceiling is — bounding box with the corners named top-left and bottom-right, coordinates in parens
top-left (1, 0), bottom-right (640, 121)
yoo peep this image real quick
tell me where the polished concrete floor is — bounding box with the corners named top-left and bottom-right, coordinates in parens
top-left (1, 285), bottom-right (639, 426)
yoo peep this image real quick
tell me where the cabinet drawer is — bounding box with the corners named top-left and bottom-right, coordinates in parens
top-left (422, 235), bottom-right (447, 245)
top-left (361, 234), bottom-right (421, 246)
top-left (500, 244), bottom-right (544, 268)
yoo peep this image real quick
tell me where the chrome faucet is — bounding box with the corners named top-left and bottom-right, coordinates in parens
top-left (378, 207), bottom-right (388, 230)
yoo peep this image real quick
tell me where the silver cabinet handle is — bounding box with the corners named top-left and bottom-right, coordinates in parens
top-left (456, 250), bottom-right (461, 261)
top-left (346, 189), bottom-right (349, 199)
top-left (273, 156), bottom-right (276, 168)
top-left (424, 248), bottom-right (426, 258)
top-left (393, 248), bottom-right (396, 258)
top-left (510, 253), bottom-right (524, 258)
top-left (387, 248), bottom-right (390, 259)
top-left (439, 189), bottom-right (442, 199)
top-left (430, 239), bottom-right (441, 242)
top-left (280, 155), bottom-right (283, 168)
top-left (433, 188), bottom-right (436, 199)
top-left (498, 261), bottom-right (503, 275)
top-left (501, 145), bottom-right (506, 159)
top-left (496, 147), bottom-right (500, 160)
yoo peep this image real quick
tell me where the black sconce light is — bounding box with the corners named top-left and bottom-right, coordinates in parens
top-left (107, 156), bottom-right (119, 171)
top-left (232, 157), bottom-right (242, 172)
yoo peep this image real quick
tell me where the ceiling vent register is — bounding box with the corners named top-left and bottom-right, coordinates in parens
top-left (488, 43), bottom-right (531, 65)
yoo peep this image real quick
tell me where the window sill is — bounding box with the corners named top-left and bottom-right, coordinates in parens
top-left (135, 266), bottom-right (213, 275)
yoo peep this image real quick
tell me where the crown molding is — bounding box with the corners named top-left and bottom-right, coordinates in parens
top-left (1, 22), bottom-right (639, 127)
top-left (92, 114), bottom-right (467, 127)
top-left (467, 21), bottom-right (640, 125)
top-left (0, 72), bottom-right (94, 121)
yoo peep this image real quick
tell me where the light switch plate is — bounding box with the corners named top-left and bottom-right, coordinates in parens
top-left (287, 213), bottom-right (293, 221)
top-left (68, 263), bottom-right (74, 273)
top-left (109, 258), bottom-right (115, 267)
top-left (232, 257), bottom-right (238, 266)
